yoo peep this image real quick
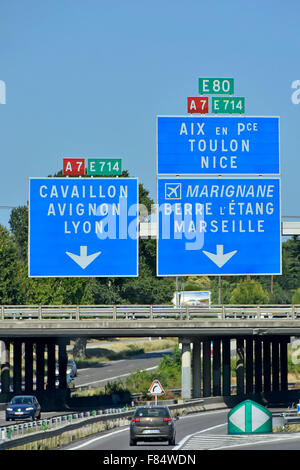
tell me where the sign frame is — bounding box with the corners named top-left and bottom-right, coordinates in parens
top-left (156, 175), bottom-right (282, 277)
top-left (28, 176), bottom-right (139, 278)
top-left (156, 115), bottom-right (281, 176)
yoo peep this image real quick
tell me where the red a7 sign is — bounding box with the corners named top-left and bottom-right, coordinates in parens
top-left (187, 97), bottom-right (209, 114)
top-left (63, 158), bottom-right (85, 175)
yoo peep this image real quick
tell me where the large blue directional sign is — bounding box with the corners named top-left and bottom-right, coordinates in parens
top-left (29, 177), bottom-right (138, 277)
top-left (157, 177), bottom-right (281, 276)
top-left (157, 116), bottom-right (280, 175)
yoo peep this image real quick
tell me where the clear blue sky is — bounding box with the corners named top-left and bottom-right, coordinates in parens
top-left (0, 0), bottom-right (299, 228)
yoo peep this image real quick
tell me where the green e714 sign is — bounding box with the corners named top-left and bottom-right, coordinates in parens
top-left (87, 158), bottom-right (122, 176)
top-left (199, 78), bottom-right (234, 95)
top-left (212, 96), bottom-right (245, 114)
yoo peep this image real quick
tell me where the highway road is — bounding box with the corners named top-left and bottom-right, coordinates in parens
top-left (0, 347), bottom-right (170, 427)
top-left (73, 348), bottom-right (172, 390)
top-left (63, 409), bottom-right (300, 451)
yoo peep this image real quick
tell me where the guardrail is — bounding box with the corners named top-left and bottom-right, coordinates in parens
top-left (0, 406), bottom-right (130, 442)
top-left (0, 304), bottom-right (300, 321)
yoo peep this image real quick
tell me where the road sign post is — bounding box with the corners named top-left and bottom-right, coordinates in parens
top-left (157, 177), bottom-right (281, 276)
top-left (29, 177), bottom-right (138, 277)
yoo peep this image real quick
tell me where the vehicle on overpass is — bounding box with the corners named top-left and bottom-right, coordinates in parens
top-left (67, 359), bottom-right (77, 377)
top-left (129, 405), bottom-right (177, 446)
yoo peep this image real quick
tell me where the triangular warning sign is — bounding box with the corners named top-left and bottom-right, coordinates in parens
top-left (148, 379), bottom-right (165, 395)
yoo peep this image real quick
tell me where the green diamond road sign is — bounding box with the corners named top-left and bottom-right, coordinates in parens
top-left (228, 400), bottom-right (272, 434)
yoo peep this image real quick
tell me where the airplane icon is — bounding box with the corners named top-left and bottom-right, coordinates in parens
top-left (165, 183), bottom-right (182, 200)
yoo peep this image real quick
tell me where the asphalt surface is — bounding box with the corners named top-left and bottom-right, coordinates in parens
top-left (63, 408), bottom-right (300, 451)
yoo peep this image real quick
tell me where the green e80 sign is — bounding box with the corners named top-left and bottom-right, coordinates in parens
top-left (199, 78), bottom-right (234, 95)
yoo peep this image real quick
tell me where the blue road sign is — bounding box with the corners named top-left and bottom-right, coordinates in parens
top-left (157, 116), bottom-right (280, 175)
top-left (29, 177), bottom-right (138, 277)
top-left (157, 177), bottom-right (281, 276)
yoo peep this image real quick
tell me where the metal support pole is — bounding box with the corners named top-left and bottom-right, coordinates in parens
top-left (218, 276), bottom-right (222, 304)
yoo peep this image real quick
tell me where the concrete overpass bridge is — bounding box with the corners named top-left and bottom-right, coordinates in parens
top-left (1, 304), bottom-right (300, 407)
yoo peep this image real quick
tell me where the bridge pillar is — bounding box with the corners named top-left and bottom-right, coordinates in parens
top-left (213, 339), bottom-right (221, 396)
top-left (25, 340), bottom-right (34, 393)
top-left (47, 340), bottom-right (56, 390)
top-left (192, 339), bottom-right (201, 398)
top-left (222, 338), bottom-right (231, 396)
top-left (58, 339), bottom-right (69, 389)
top-left (263, 339), bottom-right (271, 392)
top-left (203, 339), bottom-right (211, 397)
top-left (1, 340), bottom-right (10, 394)
top-left (13, 339), bottom-right (22, 394)
top-left (36, 340), bottom-right (45, 391)
top-left (236, 338), bottom-right (244, 395)
top-left (254, 338), bottom-right (262, 393)
top-left (280, 337), bottom-right (289, 391)
top-left (180, 338), bottom-right (191, 399)
top-left (272, 338), bottom-right (280, 392)
top-left (246, 338), bottom-right (254, 394)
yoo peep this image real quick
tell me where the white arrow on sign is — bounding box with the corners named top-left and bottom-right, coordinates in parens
top-left (203, 245), bottom-right (237, 268)
top-left (66, 246), bottom-right (101, 269)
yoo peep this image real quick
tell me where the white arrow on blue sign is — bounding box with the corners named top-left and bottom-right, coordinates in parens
top-left (157, 177), bottom-right (281, 276)
top-left (29, 177), bottom-right (139, 277)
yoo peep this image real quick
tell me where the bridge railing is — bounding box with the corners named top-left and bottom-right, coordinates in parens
top-left (1, 304), bottom-right (300, 321)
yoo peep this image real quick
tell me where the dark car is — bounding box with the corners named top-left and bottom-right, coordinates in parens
top-left (6, 395), bottom-right (41, 421)
top-left (129, 405), bottom-right (177, 446)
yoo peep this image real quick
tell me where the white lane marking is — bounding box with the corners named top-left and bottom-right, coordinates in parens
top-left (68, 409), bottom-right (228, 450)
top-left (173, 423), bottom-right (226, 450)
top-left (67, 427), bottom-right (129, 450)
top-left (215, 433), bottom-right (300, 450)
top-left (77, 366), bottom-right (158, 387)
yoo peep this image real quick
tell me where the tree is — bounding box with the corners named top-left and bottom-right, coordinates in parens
top-left (9, 206), bottom-right (28, 262)
top-left (292, 288), bottom-right (300, 304)
top-left (184, 276), bottom-right (211, 292)
top-left (230, 278), bottom-right (269, 305)
top-left (0, 225), bottom-right (26, 304)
